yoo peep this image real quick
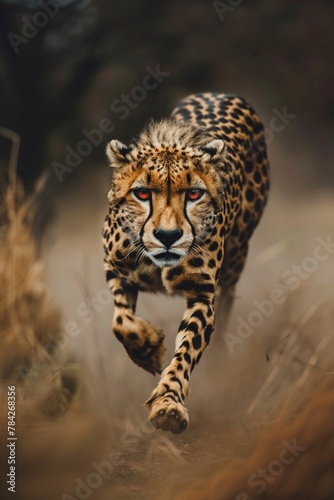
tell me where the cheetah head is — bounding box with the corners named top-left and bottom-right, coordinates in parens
top-left (106, 121), bottom-right (226, 267)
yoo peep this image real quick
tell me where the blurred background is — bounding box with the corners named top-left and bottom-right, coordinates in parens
top-left (1, 1), bottom-right (334, 499)
top-left (0, 0), bottom-right (333, 193)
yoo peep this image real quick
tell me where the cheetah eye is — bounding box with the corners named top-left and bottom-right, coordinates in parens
top-left (186, 188), bottom-right (205, 202)
top-left (133, 188), bottom-right (151, 201)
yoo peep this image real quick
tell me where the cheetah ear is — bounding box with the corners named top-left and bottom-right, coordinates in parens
top-left (106, 140), bottom-right (132, 166)
top-left (199, 139), bottom-right (225, 160)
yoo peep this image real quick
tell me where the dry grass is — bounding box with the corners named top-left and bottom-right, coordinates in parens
top-left (171, 373), bottom-right (334, 499)
top-left (1, 178), bottom-right (334, 500)
top-left (166, 299), bottom-right (334, 500)
top-left (0, 181), bottom-right (108, 500)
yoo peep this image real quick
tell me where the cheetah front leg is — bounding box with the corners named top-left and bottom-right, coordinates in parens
top-left (145, 295), bottom-right (215, 433)
top-left (105, 265), bottom-right (165, 375)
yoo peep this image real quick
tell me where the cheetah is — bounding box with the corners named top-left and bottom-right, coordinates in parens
top-left (102, 92), bottom-right (269, 433)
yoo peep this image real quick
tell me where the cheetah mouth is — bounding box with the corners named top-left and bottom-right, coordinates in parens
top-left (154, 251), bottom-right (181, 261)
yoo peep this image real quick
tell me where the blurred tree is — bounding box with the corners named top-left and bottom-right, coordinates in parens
top-left (0, 0), bottom-right (217, 191)
top-left (0, 0), bottom-right (109, 190)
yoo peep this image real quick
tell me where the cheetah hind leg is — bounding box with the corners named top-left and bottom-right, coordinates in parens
top-left (213, 285), bottom-right (235, 345)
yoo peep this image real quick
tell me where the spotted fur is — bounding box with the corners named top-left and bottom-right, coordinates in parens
top-left (103, 92), bottom-right (269, 433)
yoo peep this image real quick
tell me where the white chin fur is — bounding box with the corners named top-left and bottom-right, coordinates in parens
top-left (149, 256), bottom-right (183, 268)
top-left (148, 250), bottom-right (186, 268)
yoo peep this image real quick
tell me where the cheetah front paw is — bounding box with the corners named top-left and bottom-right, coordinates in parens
top-left (146, 398), bottom-right (189, 434)
top-left (120, 320), bottom-right (166, 375)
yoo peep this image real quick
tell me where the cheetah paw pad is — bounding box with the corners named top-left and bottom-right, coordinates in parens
top-left (147, 401), bottom-right (189, 434)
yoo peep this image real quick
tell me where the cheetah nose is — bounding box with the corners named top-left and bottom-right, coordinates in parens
top-left (154, 229), bottom-right (183, 248)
